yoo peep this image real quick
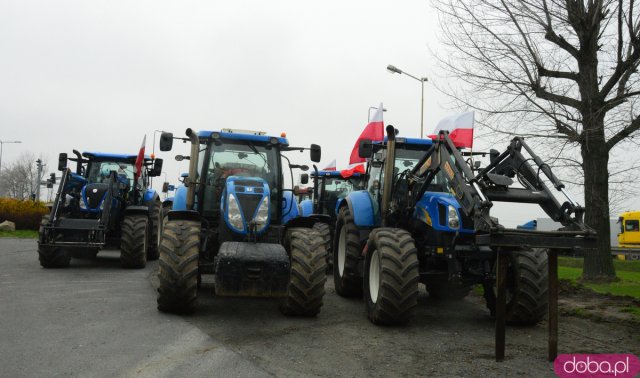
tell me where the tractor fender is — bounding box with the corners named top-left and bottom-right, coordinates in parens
top-left (167, 209), bottom-right (201, 223)
top-left (339, 190), bottom-right (376, 227)
top-left (172, 185), bottom-right (188, 211)
top-left (281, 191), bottom-right (300, 225)
top-left (143, 189), bottom-right (158, 203)
top-left (284, 216), bottom-right (317, 229)
top-left (299, 199), bottom-right (313, 217)
top-left (124, 205), bottom-right (149, 216)
top-left (162, 197), bottom-right (174, 209)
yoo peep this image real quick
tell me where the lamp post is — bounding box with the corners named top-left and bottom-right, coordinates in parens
top-left (387, 64), bottom-right (428, 138)
top-left (368, 106), bottom-right (387, 122)
top-left (0, 140), bottom-right (22, 176)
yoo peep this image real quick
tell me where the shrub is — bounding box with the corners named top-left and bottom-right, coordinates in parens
top-left (0, 198), bottom-right (49, 230)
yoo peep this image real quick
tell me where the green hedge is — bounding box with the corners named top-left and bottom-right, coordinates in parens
top-left (0, 198), bottom-right (49, 230)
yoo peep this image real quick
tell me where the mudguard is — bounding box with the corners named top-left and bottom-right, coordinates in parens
top-left (414, 191), bottom-right (474, 234)
top-left (281, 190), bottom-right (299, 225)
top-left (343, 190), bottom-right (376, 227)
top-left (172, 185), bottom-right (188, 211)
top-left (143, 189), bottom-right (157, 203)
top-left (299, 199), bottom-right (313, 217)
top-left (167, 209), bottom-right (201, 223)
top-left (124, 205), bottom-right (149, 216)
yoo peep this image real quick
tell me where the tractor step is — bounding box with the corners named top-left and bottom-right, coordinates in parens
top-left (214, 242), bottom-right (290, 298)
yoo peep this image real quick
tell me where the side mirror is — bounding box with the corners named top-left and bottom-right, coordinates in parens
top-left (293, 185), bottom-right (300, 195)
top-left (310, 144), bottom-right (321, 163)
top-left (175, 155), bottom-right (190, 161)
top-left (58, 153), bottom-right (68, 171)
top-left (151, 158), bottom-right (163, 177)
top-left (159, 132), bottom-right (174, 152)
top-left (300, 173), bottom-right (309, 185)
top-left (358, 139), bottom-right (373, 158)
top-left (162, 182), bottom-right (169, 193)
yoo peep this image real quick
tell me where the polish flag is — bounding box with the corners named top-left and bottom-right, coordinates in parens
top-left (323, 159), bottom-right (337, 171)
top-left (428, 111), bottom-right (475, 148)
top-left (349, 103), bottom-right (385, 165)
top-left (134, 135), bottom-right (146, 180)
top-left (340, 162), bottom-right (366, 178)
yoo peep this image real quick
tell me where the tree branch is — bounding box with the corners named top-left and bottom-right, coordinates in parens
top-left (607, 114), bottom-right (640, 149)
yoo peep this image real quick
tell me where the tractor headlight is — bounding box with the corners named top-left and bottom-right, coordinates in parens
top-left (253, 196), bottom-right (269, 231)
top-left (447, 205), bottom-right (460, 229)
top-left (227, 194), bottom-right (244, 231)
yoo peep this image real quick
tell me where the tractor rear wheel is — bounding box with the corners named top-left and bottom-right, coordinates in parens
top-left (280, 228), bottom-right (327, 316)
top-left (157, 219), bottom-right (200, 314)
top-left (312, 222), bottom-right (332, 270)
top-left (363, 228), bottom-right (419, 325)
top-left (333, 206), bottom-right (362, 297)
top-left (484, 247), bottom-right (548, 325)
top-left (147, 200), bottom-right (162, 261)
top-left (120, 214), bottom-right (148, 269)
top-left (38, 215), bottom-right (71, 268)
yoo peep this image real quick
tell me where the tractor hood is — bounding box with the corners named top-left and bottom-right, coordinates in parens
top-left (80, 183), bottom-right (109, 213)
top-left (414, 191), bottom-right (474, 234)
top-left (221, 176), bottom-right (271, 235)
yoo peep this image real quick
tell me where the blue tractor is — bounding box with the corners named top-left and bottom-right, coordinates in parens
top-left (38, 150), bottom-right (164, 268)
top-left (298, 169), bottom-right (366, 268)
top-left (157, 128), bottom-right (327, 315)
top-left (333, 126), bottom-right (596, 325)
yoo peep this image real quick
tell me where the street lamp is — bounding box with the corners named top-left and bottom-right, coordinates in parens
top-left (368, 106), bottom-right (387, 122)
top-left (0, 140), bottom-right (22, 176)
top-left (387, 64), bottom-right (428, 138)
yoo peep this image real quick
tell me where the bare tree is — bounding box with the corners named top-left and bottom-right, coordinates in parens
top-left (433, 0), bottom-right (640, 281)
top-left (0, 152), bottom-right (40, 200)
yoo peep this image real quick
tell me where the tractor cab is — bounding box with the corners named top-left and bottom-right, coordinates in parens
top-left (618, 211), bottom-right (640, 247)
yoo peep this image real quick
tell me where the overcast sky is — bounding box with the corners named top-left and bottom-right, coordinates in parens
top-left (1, 0), bottom-right (636, 226)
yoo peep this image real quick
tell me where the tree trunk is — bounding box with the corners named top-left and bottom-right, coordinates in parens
top-left (581, 126), bottom-right (616, 281)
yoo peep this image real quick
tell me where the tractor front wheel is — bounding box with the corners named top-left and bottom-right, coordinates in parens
top-left (312, 222), bottom-right (332, 271)
top-left (120, 214), bottom-right (148, 269)
top-left (363, 228), bottom-right (419, 325)
top-left (333, 206), bottom-right (362, 297)
top-left (484, 247), bottom-right (548, 325)
top-left (157, 220), bottom-right (200, 314)
top-left (147, 200), bottom-right (162, 261)
top-left (38, 215), bottom-right (70, 268)
top-left (280, 228), bottom-right (327, 316)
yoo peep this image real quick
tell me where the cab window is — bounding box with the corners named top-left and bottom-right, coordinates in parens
top-left (626, 220), bottom-right (639, 232)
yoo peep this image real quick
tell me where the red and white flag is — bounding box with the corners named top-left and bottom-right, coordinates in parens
top-left (349, 103), bottom-right (385, 165)
top-left (134, 135), bottom-right (146, 180)
top-left (340, 162), bottom-right (366, 178)
top-left (323, 159), bottom-right (337, 171)
top-left (428, 111), bottom-right (475, 148)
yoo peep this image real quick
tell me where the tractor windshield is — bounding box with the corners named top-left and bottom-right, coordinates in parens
top-left (201, 140), bottom-right (280, 218)
top-left (86, 161), bottom-right (135, 188)
top-left (319, 177), bottom-right (364, 215)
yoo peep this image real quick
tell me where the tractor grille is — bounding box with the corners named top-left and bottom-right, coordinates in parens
top-left (84, 184), bottom-right (109, 209)
top-left (438, 203), bottom-right (447, 226)
top-left (237, 193), bottom-right (263, 220)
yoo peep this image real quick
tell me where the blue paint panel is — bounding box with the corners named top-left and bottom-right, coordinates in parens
top-left (143, 189), bottom-right (156, 203)
top-left (172, 185), bottom-right (188, 211)
top-left (335, 198), bottom-right (346, 217)
top-left (346, 190), bottom-right (375, 227)
top-left (375, 137), bottom-right (434, 146)
top-left (79, 185), bottom-right (107, 214)
top-left (299, 199), bottom-right (313, 217)
top-left (281, 190), bottom-right (299, 225)
top-left (311, 170), bottom-right (362, 178)
top-left (196, 130), bottom-right (289, 146)
top-left (414, 191), bottom-right (474, 234)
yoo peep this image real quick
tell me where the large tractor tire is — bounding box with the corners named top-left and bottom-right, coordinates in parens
top-left (280, 228), bottom-right (327, 316)
top-left (120, 214), bottom-right (149, 269)
top-left (147, 200), bottom-right (162, 261)
top-left (157, 220), bottom-right (200, 314)
top-left (312, 222), bottom-right (332, 270)
top-left (333, 206), bottom-right (363, 297)
top-left (38, 215), bottom-right (70, 268)
top-left (363, 228), bottom-right (419, 325)
top-left (484, 247), bottom-right (548, 325)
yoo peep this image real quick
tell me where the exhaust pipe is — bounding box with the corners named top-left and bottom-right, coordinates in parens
top-left (185, 128), bottom-right (199, 211)
top-left (381, 125), bottom-right (396, 227)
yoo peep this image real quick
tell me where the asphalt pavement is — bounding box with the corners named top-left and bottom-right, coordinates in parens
top-left (0, 238), bottom-right (270, 378)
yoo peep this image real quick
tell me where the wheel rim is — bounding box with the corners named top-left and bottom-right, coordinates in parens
top-left (369, 249), bottom-right (380, 304)
top-left (338, 226), bottom-right (346, 276)
top-left (156, 210), bottom-right (162, 247)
